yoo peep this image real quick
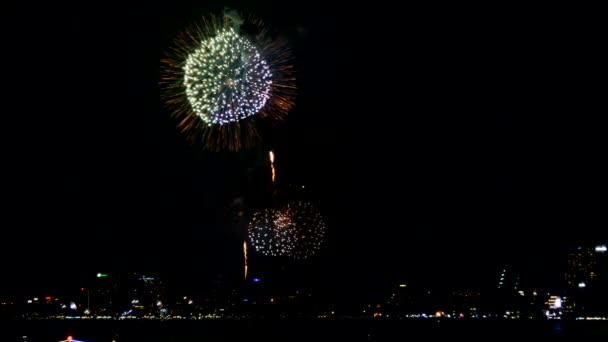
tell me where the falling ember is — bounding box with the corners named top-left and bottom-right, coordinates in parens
top-left (269, 150), bottom-right (276, 184)
top-left (243, 240), bottom-right (248, 281)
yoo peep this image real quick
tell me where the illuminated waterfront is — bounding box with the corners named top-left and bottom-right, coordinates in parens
top-left (8, 318), bottom-right (608, 341)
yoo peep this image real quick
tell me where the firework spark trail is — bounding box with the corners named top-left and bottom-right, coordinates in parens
top-left (243, 240), bottom-right (248, 281)
top-left (269, 150), bottom-right (276, 184)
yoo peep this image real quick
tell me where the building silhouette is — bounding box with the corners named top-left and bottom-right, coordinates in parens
top-left (562, 244), bottom-right (607, 318)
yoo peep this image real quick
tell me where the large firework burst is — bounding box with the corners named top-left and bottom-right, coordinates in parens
top-left (160, 12), bottom-right (296, 152)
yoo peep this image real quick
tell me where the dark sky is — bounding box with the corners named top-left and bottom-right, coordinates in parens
top-left (1, 3), bottom-right (606, 301)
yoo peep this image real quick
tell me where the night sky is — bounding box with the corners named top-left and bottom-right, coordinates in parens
top-left (1, 3), bottom-right (606, 302)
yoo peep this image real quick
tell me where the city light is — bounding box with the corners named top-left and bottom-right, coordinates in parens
top-left (57, 336), bottom-right (87, 342)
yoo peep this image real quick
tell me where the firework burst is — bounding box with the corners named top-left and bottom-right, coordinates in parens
top-left (160, 12), bottom-right (296, 152)
top-left (248, 207), bottom-right (297, 257)
top-left (282, 200), bottom-right (325, 260)
top-left (247, 200), bottom-right (325, 260)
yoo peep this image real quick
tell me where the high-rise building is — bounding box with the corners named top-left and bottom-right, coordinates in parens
top-left (89, 272), bottom-right (120, 316)
top-left (564, 245), bottom-right (603, 288)
top-left (562, 244), bottom-right (607, 318)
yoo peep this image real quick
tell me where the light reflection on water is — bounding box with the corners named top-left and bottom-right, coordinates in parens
top-left (7, 319), bottom-right (608, 341)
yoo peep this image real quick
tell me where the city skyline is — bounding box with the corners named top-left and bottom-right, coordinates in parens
top-left (3, 242), bottom-right (607, 320)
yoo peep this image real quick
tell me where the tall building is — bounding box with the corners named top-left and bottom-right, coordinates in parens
top-left (562, 244), bottom-right (607, 318)
top-left (564, 245), bottom-right (603, 288)
top-left (89, 272), bottom-right (120, 316)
